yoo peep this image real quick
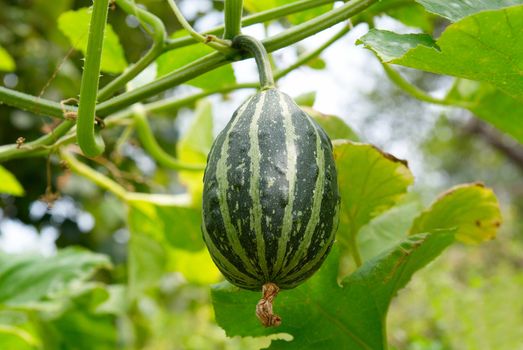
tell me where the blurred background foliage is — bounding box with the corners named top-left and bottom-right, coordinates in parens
top-left (0, 0), bottom-right (522, 349)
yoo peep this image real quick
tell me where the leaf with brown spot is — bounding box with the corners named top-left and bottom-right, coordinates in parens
top-left (409, 183), bottom-right (502, 243)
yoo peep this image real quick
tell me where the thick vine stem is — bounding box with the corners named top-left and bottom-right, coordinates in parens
top-left (223, 0), bottom-right (243, 39)
top-left (76, 0), bottom-right (110, 157)
top-left (97, 0), bottom-right (167, 101)
top-left (232, 35), bottom-right (275, 90)
top-left (256, 283), bottom-right (282, 327)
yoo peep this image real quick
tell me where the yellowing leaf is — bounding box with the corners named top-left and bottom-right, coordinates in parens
top-left (333, 141), bottom-right (414, 250)
top-left (410, 183), bottom-right (502, 243)
top-left (0, 165), bottom-right (24, 196)
top-left (0, 46), bottom-right (15, 72)
top-left (58, 7), bottom-right (127, 74)
top-left (168, 248), bottom-right (221, 285)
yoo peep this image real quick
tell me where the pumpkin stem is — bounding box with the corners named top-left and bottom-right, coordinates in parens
top-left (232, 35), bottom-right (275, 91)
top-left (256, 282), bottom-right (281, 327)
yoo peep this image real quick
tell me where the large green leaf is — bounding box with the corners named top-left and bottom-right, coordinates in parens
top-left (127, 193), bottom-right (219, 292)
top-left (177, 100), bottom-right (214, 203)
top-left (57, 7), bottom-right (127, 74)
top-left (0, 248), bottom-right (111, 306)
top-left (0, 165), bottom-right (24, 196)
top-left (447, 79), bottom-right (523, 143)
top-left (358, 6), bottom-right (523, 101)
top-left (416, 0), bottom-right (523, 21)
top-left (48, 285), bottom-right (117, 350)
top-left (410, 183), bottom-right (502, 244)
top-left (212, 231), bottom-right (455, 349)
top-left (0, 46), bottom-right (15, 72)
top-left (156, 31), bottom-right (235, 90)
top-left (333, 141), bottom-right (414, 253)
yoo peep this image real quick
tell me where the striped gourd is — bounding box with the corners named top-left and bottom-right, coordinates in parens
top-left (202, 88), bottom-right (339, 290)
top-left (202, 35), bottom-right (339, 327)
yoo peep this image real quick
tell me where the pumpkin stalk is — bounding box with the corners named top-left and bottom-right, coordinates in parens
top-left (256, 283), bottom-right (281, 327)
top-left (232, 35), bottom-right (275, 90)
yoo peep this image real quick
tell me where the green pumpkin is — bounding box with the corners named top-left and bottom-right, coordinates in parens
top-left (202, 88), bottom-right (339, 291)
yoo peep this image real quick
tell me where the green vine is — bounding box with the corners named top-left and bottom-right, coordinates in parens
top-left (132, 105), bottom-right (206, 171)
top-left (0, 0), bottom-right (378, 162)
top-left (223, 0), bottom-right (244, 40)
top-left (380, 62), bottom-right (474, 109)
top-left (76, 0), bottom-right (110, 157)
top-left (97, 0), bottom-right (167, 101)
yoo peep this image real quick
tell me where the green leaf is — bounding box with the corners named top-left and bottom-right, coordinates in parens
top-left (128, 232), bottom-right (167, 295)
top-left (0, 248), bottom-right (111, 306)
top-left (212, 231), bottom-right (455, 349)
top-left (168, 248), bottom-right (221, 285)
top-left (177, 100), bottom-right (214, 203)
top-left (305, 56), bottom-right (326, 70)
top-left (127, 193), bottom-right (216, 292)
top-left (386, 3), bottom-right (436, 32)
top-left (358, 200), bottom-right (422, 261)
top-left (156, 31), bottom-right (235, 89)
top-left (358, 6), bottom-right (523, 101)
top-left (410, 183), bottom-right (502, 244)
top-left (0, 46), bottom-right (15, 72)
top-left (127, 195), bottom-right (203, 251)
top-left (416, 0), bottom-right (523, 21)
top-left (48, 285), bottom-right (117, 350)
top-left (333, 141), bottom-right (414, 252)
top-left (304, 108), bottom-right (359, 141)
top-left (0, 325), bottom-right (40, 350)
top-left (0, 165), bottom-right (24, 196)
top-left (294, 91), bottom-right (316, 107)
top-left (358, 0), bottom-right (436, 33)
top-left (447, 79), bottom-right (523, 143)
top-left (58, 7), bottom-right (127, 74)
top-left (357, 30), bottom-right (438, 62)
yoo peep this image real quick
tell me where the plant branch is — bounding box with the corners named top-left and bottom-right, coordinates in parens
top-left (166, 0), bottom-right (231, 53)
top-left (223, 0), bottom-right (243, 39)
top-left (165, 0), bottom-right (338, 51)
top-left (132, 105), bottom-right (206, 171)
top-left (97, 0), bottom-right (167, 101)
top-left (96, 0), bottom-right (378, 116)
top-left (76, 0), bottom-right (110, 157)
top-left (0, 121), bottom-right (75, 162)
top-left (60, 148), bottom-right (128, 200)
top-left (0, 86), bottom-right (74, 119)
